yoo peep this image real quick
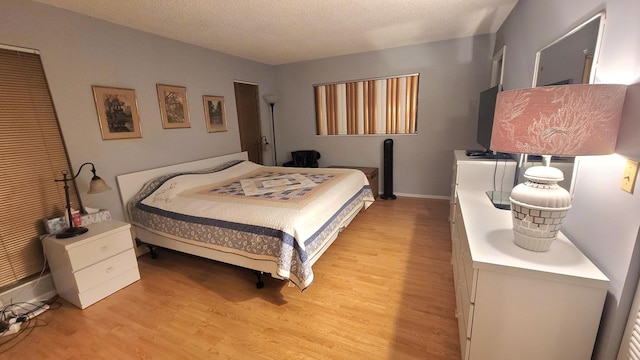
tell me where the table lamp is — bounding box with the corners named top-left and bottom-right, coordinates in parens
top-left (55, 162), bottom-right (112, 239)
top-left (490, 84), bottom-right (627, 251)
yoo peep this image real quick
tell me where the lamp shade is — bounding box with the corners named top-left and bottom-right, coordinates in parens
top-left (263, 94), bottom-right (279, 104)
top-left (490, 84), bottom-right (627, 156)
top-left (88, 176), bottom-right (112, 194)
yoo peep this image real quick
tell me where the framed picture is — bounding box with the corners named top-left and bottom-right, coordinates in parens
top-left (203, 95), bottom-right (227, 132)
top-left (92, 86), bottom-right (142, 140)
top-left (157, 84), bottom-right (190, 129)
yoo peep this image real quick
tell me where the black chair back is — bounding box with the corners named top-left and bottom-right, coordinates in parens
top-left (283, 150), bottom-right (321, 168)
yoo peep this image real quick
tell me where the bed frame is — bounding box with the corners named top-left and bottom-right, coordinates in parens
top-left (116, 151), bottom-right (361, 288)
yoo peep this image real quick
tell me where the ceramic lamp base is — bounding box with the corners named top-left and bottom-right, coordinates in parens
top-left (509, 165), bottom-right (571, 252)
top-left (513, 223), bottom-right (559, 252)
top-left (510, 199), bottom-right (570, 251)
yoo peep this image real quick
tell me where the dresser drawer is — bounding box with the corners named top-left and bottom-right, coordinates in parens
top-left (456, 254), bottom-right (473, 334)
top-left (67, 228), bottom-right (133, 271)
top-left (460, 281), bottom-right (474, 338)
top-left (460, 240), bottom-right (474, 300)
top-left (74, 248), bottom-right (137, 293)
top-left (452, 237), bottom-right (460, 284)
top-left (456, 293), bottom-right (469, 359)
top-left (455, 214), bottom-right (475, 301)
top-left (456, 276), bottom-right (474, 360)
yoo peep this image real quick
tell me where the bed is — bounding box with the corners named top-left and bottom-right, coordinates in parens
top-left (116, 152), bottom-right (375, 290)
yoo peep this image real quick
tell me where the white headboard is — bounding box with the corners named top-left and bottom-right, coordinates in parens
top-left (116, 151), bottom-right (248, 219)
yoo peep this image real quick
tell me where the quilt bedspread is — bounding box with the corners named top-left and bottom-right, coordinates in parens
top-left (128, 160), bottom-right (374, 289)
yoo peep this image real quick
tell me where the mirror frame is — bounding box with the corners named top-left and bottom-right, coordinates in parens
top-left (491, 45), bottom-right (506, 87)
top-left (531, 11), bottom-right (606, 87)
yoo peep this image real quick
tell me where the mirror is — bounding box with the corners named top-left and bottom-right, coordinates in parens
top-left (522, 12), bottom-right (606, 191)
top-left (533, 12), bottom-right (605, 87)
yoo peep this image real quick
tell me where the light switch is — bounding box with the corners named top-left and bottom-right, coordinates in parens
top-left (621, 159), bottom-right (639, 194)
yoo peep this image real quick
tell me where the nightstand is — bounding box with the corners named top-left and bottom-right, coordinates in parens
top-left (43, 220), bottom-right (140, 309)
top-left (329, 166), bottom-right (379, 199)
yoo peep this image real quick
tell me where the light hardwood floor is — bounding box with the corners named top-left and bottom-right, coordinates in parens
top-left (1, 197), bottom-right (460, 359)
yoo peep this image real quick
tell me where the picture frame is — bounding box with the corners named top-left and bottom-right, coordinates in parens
top-left (157, 84), bottom-right (190, 129)
top-left (203, 95), bottom-right (227, 133)
top-left (92, 86), bottom-right (142, 140)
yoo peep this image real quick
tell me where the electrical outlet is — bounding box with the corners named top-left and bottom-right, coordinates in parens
top-left (621, 159), bottom-right (639, 194)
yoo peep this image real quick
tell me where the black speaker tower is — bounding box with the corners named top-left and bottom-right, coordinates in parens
top-left (381, 138), bottom-right (396, 200)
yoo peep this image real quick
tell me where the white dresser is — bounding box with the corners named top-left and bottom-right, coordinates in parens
top-left (450, 151), bottom-right (609, 360)
top-left (449, 150), bottom-right (516, 231)
top-left (44, 220), bottom-right (140, 309)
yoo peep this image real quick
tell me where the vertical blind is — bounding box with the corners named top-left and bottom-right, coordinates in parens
top-left (314, 74), bottom-right (419, 135)
top-left (0, 47), bottom-right (81, 288)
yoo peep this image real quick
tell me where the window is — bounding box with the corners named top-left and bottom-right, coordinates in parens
top-left (0, 46), bottom-right (80, 289)
top-left (314, 74), bottom-right (419, 135)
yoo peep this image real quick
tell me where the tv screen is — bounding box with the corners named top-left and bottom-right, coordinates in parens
top-left (476, 85), bottom-right (501, 151)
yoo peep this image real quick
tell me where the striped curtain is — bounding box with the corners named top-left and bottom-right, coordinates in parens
top-left (314, 74), bottom-right (419, 135)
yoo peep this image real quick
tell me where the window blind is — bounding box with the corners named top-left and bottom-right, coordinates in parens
top-left (314, 74), bottom-right (419, 135)
top-left (0, 47), bottom-right (81, 289)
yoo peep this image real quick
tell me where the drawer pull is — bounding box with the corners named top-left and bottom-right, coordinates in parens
top-left (100, 245), bottom-right (109, 252)
top-left (105, 266), bottom-right (114, 273)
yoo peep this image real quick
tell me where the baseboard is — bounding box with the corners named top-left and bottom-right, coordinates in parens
top-left (392, 192), bottom-right (450, 200)
top-left (0, 273), bottom-right (57, 307)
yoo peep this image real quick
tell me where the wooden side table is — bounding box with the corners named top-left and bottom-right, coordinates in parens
top-left (329, 166), bottom-right (379, 199)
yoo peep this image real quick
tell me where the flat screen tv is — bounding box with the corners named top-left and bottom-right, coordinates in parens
top-left (476, 84), bottom-right (502, 152)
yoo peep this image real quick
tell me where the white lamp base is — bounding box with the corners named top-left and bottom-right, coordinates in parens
top-left (509, 166), bottom-right (571, 252)
top-left (513, 226), bottom-right (558, 252)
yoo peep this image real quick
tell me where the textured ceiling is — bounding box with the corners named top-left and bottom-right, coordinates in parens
top-left (34, 0), bottom-right (518, 65)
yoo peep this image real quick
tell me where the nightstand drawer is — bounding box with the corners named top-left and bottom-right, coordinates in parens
top-left (74, 248), bottom-right (137, 293)
top-left (67, 228), bottom-right (132, 271)
top-left (75, 267), bottom-right (140, 309)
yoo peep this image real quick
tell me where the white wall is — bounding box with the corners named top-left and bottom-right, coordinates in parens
top-left (496, 1), bottom-right (640, 359)
top-left (0, 0), bottom-right (277, 222)
top-left (273, 35), bottom-right (495, 197)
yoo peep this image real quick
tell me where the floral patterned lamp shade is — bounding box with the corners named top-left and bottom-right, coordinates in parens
top-left (491, 84), bottom-right (627, 156)
top-left (489, 84), bottom-right (627, 252)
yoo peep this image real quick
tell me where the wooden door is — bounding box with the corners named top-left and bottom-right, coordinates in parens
top-left (234, 82), bottom-right (263, 164)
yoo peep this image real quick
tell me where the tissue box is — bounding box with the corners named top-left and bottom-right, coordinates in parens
top-left (44, 210), bottom-right (112, 234)
top-left (81, 209), bottom-right (112, 225)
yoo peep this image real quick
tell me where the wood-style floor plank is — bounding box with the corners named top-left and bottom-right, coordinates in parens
top-left (1, 197), bottom-right (460, 359)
